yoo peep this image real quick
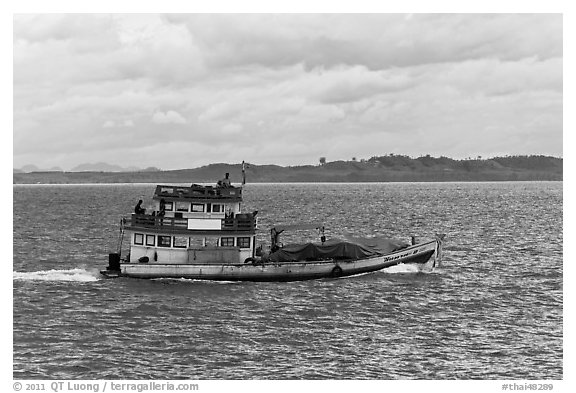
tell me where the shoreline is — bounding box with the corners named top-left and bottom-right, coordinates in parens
top-left (13, 179), bottom-right (563, 186)
top-left (13, 157), bottom-right (563, 184)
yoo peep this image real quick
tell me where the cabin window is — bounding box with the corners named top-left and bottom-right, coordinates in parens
top-left (212, 204), bottom-right (222, 213)
top-left (173, 236), bottom-right (187, 248)
top-left (191, 203), bottom-right (205, 212)
top-left (134, 233), bottom-right (144, 245)
top-left (164, 201), bottom-right (174, 211)
top-left (158, 235), bottom-right (171, 247)
top-left (189, 237), bottom-right (204, 248)
top-left (175, 202), bottom-right (189, 212)
top-left (160, 187), bottom-right (174, 194)
top-left (237, 237), bottom-right (251, 249)
top-left (146, 235), bottom-right (155, 246)
top-left (220, 237), bottom-right (235, 247)
top-left (204, 237), bottom-right (219, 247)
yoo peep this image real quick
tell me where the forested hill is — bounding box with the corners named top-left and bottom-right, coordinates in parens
top-left (13, 155), bottom-right (562, 184)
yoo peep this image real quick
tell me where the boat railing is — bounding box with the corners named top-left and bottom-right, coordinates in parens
top-left (154, 184), bottom-right (242, 200)
top-left (222, 215), bottom-right (255, 231)
top-left (129, 214), bottom-right (255, 231)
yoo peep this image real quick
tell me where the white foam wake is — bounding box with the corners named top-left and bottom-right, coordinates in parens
top-left (13, 268), bottom-right (100, 282)
top-left (382, 263), bottom-right (422, 274)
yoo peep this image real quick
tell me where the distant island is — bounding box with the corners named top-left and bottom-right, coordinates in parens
top-left (13, 162), bottom-right (161, 174)
top-left (13, 155), bottom-right (562, 184)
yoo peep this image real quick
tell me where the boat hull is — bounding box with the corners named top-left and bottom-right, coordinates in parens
top-left (101, 239), bottom-right (441, 281)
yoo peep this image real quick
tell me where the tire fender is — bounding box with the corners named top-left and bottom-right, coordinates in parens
top-left (331, 265), bottom-right (343, 277)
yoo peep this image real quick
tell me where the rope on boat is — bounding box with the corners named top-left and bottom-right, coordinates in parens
top-left (116, 217), bottom-right (126, 256)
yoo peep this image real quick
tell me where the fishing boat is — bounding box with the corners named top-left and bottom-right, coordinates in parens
top-left (101, 176), bottom-right (445, 281)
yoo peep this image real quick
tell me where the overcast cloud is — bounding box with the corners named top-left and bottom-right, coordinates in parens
top-left (13, 13), bottom-right (562, 170)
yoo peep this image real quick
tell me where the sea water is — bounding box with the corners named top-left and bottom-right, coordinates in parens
top-left (12, 182), bottom-right (563, 379)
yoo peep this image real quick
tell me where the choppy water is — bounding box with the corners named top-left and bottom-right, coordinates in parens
top-left (13, 182), bottom-right (563, 379)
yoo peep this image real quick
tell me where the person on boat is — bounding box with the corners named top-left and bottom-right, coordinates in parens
top-left (134, 200), bottom-right (145, 215)
top-left (158, 199), bottom-right (166, 217)
top-left (217, 173), bottom-right (231, 188)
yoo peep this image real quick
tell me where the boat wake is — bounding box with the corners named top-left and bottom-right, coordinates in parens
top-left (345, 264), bottom-right (429, 278)
top-left (382, 264), bottom-right (423, 274)
top-left (13, 268), bottom-right (101, 282)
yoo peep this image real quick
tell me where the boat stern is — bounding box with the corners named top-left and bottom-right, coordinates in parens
top-left (100, 253), bottom-right (123, 278)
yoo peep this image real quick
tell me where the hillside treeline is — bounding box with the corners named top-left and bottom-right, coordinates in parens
top-left (13, 155), bottom-right (562, 184)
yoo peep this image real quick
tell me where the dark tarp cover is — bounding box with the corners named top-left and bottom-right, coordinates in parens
top-left (268, 236), bottom-right (409, 262)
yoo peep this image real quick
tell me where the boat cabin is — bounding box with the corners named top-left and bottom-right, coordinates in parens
top-left (124, 183), bottom-right (257, 265)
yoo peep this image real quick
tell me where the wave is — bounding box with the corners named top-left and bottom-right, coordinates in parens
top-left (151, 277), bottom-right (242, 284)
top-left (13, 268), bottom-right (100, 282)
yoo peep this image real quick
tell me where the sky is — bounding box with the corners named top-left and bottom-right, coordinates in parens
top-left (12, 13), bottom-right (563, 170)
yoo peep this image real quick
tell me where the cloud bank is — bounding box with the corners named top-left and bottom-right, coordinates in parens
top-left (13, 14), bottom-right (562, 170)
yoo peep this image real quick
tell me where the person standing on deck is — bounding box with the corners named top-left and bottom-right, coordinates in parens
top-left (158, 199), bottom-right (166, 216)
